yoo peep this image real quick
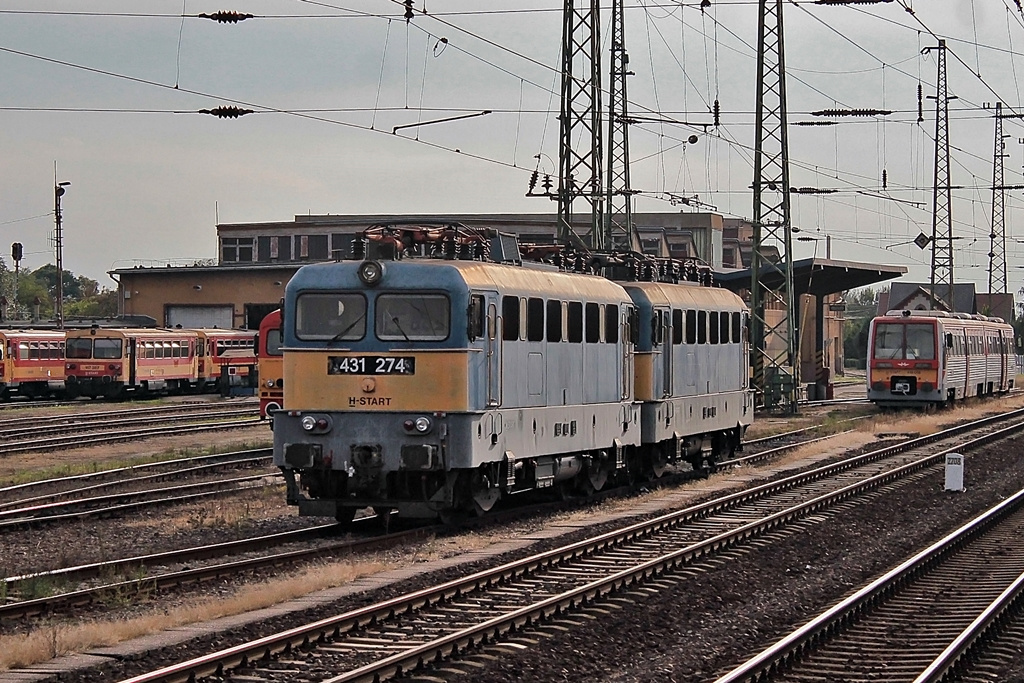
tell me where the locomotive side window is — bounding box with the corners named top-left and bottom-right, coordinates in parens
top-left (567, 302), bottom-right (583, 343)
top-left (605, 304), bottom-right (619, 344)
top-left (296, 293), bottom-right (367, 341)
top-left (732, 312), bottom-right (742, 343)
top-left (546, 300), bottom-right (563, 342)
top-left (376, 294), bottom-right (450, 341)
top-left (709, 312), bottom-right (720, 344)
top-left (672, 309), bottom-right (683, 345)
top-left (685, 310), bottom-right (696, 344)
top-left (467, 294), bottom-right (485, 341)
top-left (720, 311), bottom-right (730, 343)
top-left (526, 297), bottom-right (544, 342)
top-left (502, 296), bottom-right (520, 341)
top-left (585, 302), bottom-right (600, 343)
top-left (697, 311), bottom-right (708, 344)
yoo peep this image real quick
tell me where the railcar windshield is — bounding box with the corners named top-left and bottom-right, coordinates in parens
top-left (375, 294), bottom-right (450, 341)
top-left (295, 293), bottom-right (367, 341)
top-left (873, 322), bottom-right (935, 360)
top-left (94, 338), bottom-right (123, 359)
top-left (66, 338), bottom-right (94, 359)
top-left (264, 329), bottom-right (282, 355)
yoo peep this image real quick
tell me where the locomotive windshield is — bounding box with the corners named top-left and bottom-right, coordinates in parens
top-left (296, 293), bottom-right (367, 341)
top-left (375, 294), bottom-right (449, 341)
top-left (264, 328), bottom-right (282, 356)
top-left (873, 322), bottom-right (935, 360)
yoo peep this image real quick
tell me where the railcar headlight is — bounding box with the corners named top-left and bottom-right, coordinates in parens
top-left (301, 415), bottom-right (318, 431)
top-left (358, 260), bottom-right (385, 286)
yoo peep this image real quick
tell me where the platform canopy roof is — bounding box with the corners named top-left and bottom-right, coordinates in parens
top-left (715, 257), bottom-right (907, 298)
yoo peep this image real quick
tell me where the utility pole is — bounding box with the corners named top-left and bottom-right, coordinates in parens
top-left (54, 181), bottom-right (70, 329)
top-left (750, 0), bottom-right (797, 412)
top-left (557, 0), bottom-right (603, 249)
top-left (925, 40), bottom-right (954, 311)
top-left (603, 0), bottom-right (641, 252)
top-left (988, 102), bottom-right (1008, 295)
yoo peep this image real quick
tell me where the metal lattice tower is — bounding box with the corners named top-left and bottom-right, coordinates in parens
top-left (604, 0), bottom-right (640, 252)
top-left (750, 0), bottom-right (797, 411)
top-left (926, 40), bottom-right (954, 311)
top-left (557, 0), bottom-right (604, 248)
top-left (989, 102), bottom-right (1008, 295)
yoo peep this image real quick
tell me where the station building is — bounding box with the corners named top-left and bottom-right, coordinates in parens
top-left (109, 211), bottom-right (905, 389)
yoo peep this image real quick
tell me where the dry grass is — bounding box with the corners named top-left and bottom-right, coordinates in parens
top-left (0, 429), bottom-right (272, 487)
top-left (0, 530), bottom-right (522, 671)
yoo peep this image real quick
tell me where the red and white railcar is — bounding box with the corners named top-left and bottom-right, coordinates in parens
top-left (867, 310), bottom-right (1014, 407)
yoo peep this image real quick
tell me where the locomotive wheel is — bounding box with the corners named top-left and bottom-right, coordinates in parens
top-left (334, 507), bottom-right (356, 526)
top-left (471, 479), bottom-right (500, 515)
top-left (372, 507), bottom-right (394, 530)
top-left (649, 447), bottom-right (669, 478)
top-left (583, 452), bottom-right (612, 493)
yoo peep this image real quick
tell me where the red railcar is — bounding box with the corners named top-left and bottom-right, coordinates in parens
top-left (64, 327), bottom-right (199, 398)
top-left (256, 310), bottom-right (283, 418)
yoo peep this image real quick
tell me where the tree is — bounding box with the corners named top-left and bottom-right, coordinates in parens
top-left (843, 286), bottom-right (879, 368)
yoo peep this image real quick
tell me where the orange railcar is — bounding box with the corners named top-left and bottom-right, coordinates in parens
top-left (64, 327), bottom-right (199, 398)
top-left (256, 310), bottom-right (283, 418)
top-left (0, 330), bottom-right (66, 398)
top-left (194, 328), bottom-right (257, 391)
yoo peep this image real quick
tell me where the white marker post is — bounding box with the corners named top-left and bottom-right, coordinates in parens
top-left (944, 452), bottom-right (964, 492)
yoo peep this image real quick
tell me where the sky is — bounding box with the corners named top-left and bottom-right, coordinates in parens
top-left (2, 0), bottom-right (1024, 297)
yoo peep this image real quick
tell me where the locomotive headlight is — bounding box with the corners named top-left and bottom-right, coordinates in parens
top-left (358, 260), bottom-right (385, 286)
top-left (301, 415), bottom-right (318, 431)
top-left (414, 416), bottom-right (432, 433)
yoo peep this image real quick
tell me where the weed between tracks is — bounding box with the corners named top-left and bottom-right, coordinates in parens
top-left (0, 534), bottom-right (524, 670)
top-left (0, 437), bottom-right (272, 487)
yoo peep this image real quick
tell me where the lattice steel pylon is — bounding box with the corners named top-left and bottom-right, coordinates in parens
top-left (989, 102), bottom-right (1008, 295)
top-left (604, 0), bottom-right (641, 252)
top-left (557, 0), bottom-right (604, 249)
top-left (926, 40), bottom-right (954, 311)
top-left (750, 0), bottom-right (797, 412)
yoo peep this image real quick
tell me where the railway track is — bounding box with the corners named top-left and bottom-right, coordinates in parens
top-left (0, 416), bottom-right (862, 620)
top-left (108, 408), bottom-right (1024, 683)
top-left (714, 486), bottom-right (1024, 683)
top-left (0, 404), bottom-right (256, 441)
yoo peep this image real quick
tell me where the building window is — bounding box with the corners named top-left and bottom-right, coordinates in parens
top-left (308, 234), bottom-right (329, 260)
top-left (221, 238), bottom-right (254, 263)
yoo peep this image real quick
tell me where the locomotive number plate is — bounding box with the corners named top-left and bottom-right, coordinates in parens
top-left (328, 356), bottom-right (416, 375)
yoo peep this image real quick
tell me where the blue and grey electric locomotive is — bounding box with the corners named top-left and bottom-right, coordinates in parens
top-left (273, 223), bottom-right (752, 522)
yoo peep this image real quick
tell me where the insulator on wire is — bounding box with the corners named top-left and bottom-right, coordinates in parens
top-left (541, 174), bottom-right (553, 193)
top-left (198, 11), bottom-right (254, 23)
top-left (713, 99), bottom-right (720, 127)
top-left (199, 106), bottom-right (254, 118)
top-left (882, 169), bottom-right (888, 189)
top-left (528, 170), bottom-right (538, 194)
top-left (917, 84), bottom-right (924, 123)
top-left (404, 0), bottom-right (414, 21)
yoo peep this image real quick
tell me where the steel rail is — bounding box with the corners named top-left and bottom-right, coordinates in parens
top-left (0, 407), bottom-right (256, 440)
top-left (112, 410), bottom-right (1024, 683)
top-left (713, 482), bottom-right (1024, 683)
top-left (0, 401), bottom-right (256, 429)
top-left (0, 417), bottom-right (262, 456)
top-left (0, 447), bottom-right (272, 497)
top-left (0, 454), bottom-right (272, 511)
top-left (1, 523), bottom-right (435, 621)
top-left (0, 474), bottom-right (280, 529)
top-left (913, 569), bottom-right (1024, 683)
